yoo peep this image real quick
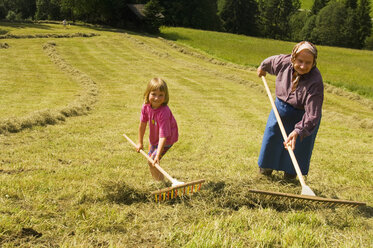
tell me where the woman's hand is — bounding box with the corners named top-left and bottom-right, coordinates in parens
top-left (257, 67), bottom-right (267, 77)
top-left (284, 131), bottom-right (298, 150)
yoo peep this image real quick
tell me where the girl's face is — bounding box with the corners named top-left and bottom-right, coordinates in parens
top-left (293, 50), bottom-right (314, 75)
top-left (149, 89), bottom-right (165, 109)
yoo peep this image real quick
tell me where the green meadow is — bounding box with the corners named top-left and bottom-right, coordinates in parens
top-left (161, 27), bottom-right (373, 99)
top-left (0, 22), bottom-right (372, 247)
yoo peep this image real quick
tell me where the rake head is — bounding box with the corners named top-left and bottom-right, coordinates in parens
top-left (301, 185), bottom-right (316, 196)
top-left (249, 189), bottom-right (366, 208)
top-left (151, 179), bottom-right (205, 202)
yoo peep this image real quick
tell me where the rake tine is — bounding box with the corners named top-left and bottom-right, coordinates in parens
top-left (150, 179), bottom-right (205, 201)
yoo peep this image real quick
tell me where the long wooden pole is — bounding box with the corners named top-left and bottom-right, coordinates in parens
top-left (261, 76), bottom-right (315, 196)
top-left (123, 133), bottom-right (177, 184)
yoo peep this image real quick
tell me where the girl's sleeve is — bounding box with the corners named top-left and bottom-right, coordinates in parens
top-left (260, 54), bottom-right (287, 76)
top-left (140, 105), bottom-right (148, 122)
top-left (158, 109), bottom-right (171, 138)
top-left (294, 83), bottom-right (323, 138)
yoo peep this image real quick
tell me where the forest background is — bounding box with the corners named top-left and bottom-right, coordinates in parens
top-left (0, 0), bottom-right (372, 50)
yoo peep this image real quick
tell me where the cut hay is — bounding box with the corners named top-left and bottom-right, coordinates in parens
top-left (0, 42), bottom-right (98, 134)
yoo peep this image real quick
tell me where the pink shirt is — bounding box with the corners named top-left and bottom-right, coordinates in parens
top-left (140, 104), bottom-right (178, 146)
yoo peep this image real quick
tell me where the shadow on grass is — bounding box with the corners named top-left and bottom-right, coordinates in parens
top-left (159, 31), bottom-right (190, 41)
top-left (357, 205), bottom-right (373, 218)
top-left (101, 178), bottom-right (371, 214)
top-left (102, 181), bottom-right (148, 205)
top-left (0, 21), bottom-right (52, 30)
top-left (0, 227), bottom-right (42, 246)
top-left (196, 179), bottom-right (370, 212)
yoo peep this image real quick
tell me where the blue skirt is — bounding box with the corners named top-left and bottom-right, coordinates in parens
top-left (258, 98), bottom-right (320, 175)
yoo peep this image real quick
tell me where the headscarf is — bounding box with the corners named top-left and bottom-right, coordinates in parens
top-left (291, 41), bottom-right (318, 67)
top-left (290, 41), bottom-right (318, 92)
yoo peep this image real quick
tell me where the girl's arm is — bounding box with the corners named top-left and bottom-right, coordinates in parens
top-left (136, 121), bottom-right (147, 152)
top-left (152, 137), bottom-right (166, 166)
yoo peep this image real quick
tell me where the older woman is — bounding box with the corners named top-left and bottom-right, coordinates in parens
top-left (257, 41), bottom-right (323, 179)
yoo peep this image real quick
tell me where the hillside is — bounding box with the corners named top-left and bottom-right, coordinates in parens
top-left (0, 22), bottom-right (372, 247)
top-left (160, 27), bottom-right (373, 99)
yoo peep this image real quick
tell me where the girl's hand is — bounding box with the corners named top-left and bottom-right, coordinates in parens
top-left (135, 143), bottom-right (143, 152)
top-left (152, 156), bottom-right (160, 166)
top-left (284, 131), bottom-right (298, 150)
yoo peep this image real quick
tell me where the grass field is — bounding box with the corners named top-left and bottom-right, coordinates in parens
top-left (0, 22), bottom-right (372, 247)
top-left (160, 27), bottom-right (373, 99)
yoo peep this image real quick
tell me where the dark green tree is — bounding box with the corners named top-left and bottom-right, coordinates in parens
top-left (35, 0), bottom-right (61, 20)
top-left (312, 1), bottom-right (349, 47)
top-left (356, 0), bottom-right (372, 48)
top-left (289, 10), bottom-right (309, 41)
top-left (1, 0), bottom-right (37, 19)
top-left (144, 0), bottom-right (164, 33)
top-left (158, 0), bottom-right (221, 31)
top-left (219, 0), bottom-right (258, 36)
top-left (345, 0), bottom-right (358, 9)
top-left (311, 0), bottom-right (329, 15)
top-left (60, 0), bottom-right (76, 21)
top-left (344, 6), bottom-right (360, 48)
top-left (302, 14), bottom-right (317, 42)
top-left (258, 0), bottom-right (300, 40)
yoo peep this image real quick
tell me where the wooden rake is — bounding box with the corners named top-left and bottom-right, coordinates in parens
top-left (123, 134), bottom-right (205, 202)
top-left (248, 76), bottom-right (366, 207)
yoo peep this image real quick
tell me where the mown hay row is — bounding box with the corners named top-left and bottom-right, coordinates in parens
top-left (122, 33), bottom-right (169, 58)
top-left (0, 42), bottom-right (9, 48)
top-left (0, 33), bottom-right (99, 40)
top-left (157, 36), bottom-right (264, 93)
top-left (0, 42), bottom-right (98, 134)
top-left (324, 84), bottom-right (373, 110)
top-left (158, 37), bottom-right (253, 71)
top-left (122, 34), bottom-right (263, 94)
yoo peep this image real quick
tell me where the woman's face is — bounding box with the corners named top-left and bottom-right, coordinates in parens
top-left (293, 50), bottom-right (314, 75)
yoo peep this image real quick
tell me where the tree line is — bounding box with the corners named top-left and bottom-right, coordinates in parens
top-left (0, 0), bottom-right (372, 50)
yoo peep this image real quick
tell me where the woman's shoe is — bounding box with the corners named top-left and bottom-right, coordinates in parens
top-left (259, 168), bottom-right (273, 176)
top-left (284, 172), bottom-right (297, 180)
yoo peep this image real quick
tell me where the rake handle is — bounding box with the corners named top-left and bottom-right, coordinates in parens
top-left (261, 76), bottom-right (307, 187)
top-left (123, 133), bottom-right (176, 183)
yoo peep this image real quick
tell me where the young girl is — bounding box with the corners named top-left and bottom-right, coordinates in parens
top-left (136, 78), bottom-right (178, 181)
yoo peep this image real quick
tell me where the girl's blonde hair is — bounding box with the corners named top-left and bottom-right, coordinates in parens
top-left (144, 78), bottom-right (169, 105)
top-left (291, 41), bottom-right (318, 67)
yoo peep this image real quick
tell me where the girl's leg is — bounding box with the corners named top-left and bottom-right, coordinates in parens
top-left (148, 161), bottom-right (164, 181)
top-left (148, 145), bottom-right (172, 181)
